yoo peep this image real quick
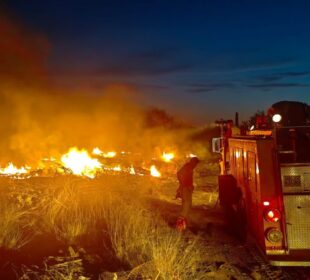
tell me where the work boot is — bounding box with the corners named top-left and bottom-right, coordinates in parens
top-left (176, 216), bottom-right (187, 231)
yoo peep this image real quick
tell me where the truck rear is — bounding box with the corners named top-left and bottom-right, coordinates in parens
top-left (215, 101), bottom-right (310, 265)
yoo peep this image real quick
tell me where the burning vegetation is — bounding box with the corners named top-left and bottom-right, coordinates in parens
top-left (0, 146), bottom-right (204, 179)
top-left (0, 15), bottom-right (213, 174)
top-left (0, 14), bottom-right (221, 280)
top-left (3, 11), bottom-right (308, 280)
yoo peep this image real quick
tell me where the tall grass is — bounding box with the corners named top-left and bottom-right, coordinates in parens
top-left (43, 177), bottom-right (100, 244)
top-left (150, 229), bottom-right (206, 280)
top-left (102, 196), bottom-right (153, 268)
top-left (0, 202), bottom-right (32, 249)
top-left (102, 195), bottom-right (207, 279)
top-left (1, 175), bottom-right (207, 279)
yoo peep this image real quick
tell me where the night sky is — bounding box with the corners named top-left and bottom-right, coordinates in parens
top-left (4, 0), bottom-right (310, 123)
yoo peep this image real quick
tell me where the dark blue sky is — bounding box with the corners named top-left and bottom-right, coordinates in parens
top-left (5, 0), bottom-right (310, 123)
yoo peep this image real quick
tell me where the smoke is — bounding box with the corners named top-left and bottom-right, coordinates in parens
top-left (0, 15), bottom-right (206, 166)
top-left (0, 14), bottom-right (49, 85)
top-left (0, 84), bottom-right (141, 164)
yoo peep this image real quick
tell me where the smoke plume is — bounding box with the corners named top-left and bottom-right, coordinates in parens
top-left (0, 15), bottom-right (207, 166)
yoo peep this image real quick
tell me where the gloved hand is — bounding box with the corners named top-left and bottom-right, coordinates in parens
top-left (175, 186), bottom-right (182, 199)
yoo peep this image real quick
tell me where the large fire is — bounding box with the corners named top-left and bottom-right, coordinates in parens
top-left (61, 147), bottom-right (102, 178)
top-left (0, 146), bottom-right (187, 179)
top-left (0, 163), bottom-right (30, 176)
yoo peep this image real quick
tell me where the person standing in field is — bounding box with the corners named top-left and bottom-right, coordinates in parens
top-left (175, 157), bottom-right (200, 231)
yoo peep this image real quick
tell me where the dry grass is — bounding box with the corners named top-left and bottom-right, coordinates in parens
top-left (150, 229), bottom-right (206, 280)
top-left (102, 195), bottom-right (153, 268)
top-left (102, 194), bottom-right (207, 279)
top-left (42, 177), bottom-right (100, 244)
top-left (0, 175), bottom-right (207, 279)
top-left (0, 201), bottom-right (32, 249)
top-left (20, 258), bottom-right (88, 280)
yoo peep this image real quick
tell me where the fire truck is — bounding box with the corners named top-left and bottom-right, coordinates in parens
top-left (212, 101), bottom-right (310, 266)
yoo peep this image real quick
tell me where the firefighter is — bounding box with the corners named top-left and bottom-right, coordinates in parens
top-left (175, 157), bottom-right (200, 231)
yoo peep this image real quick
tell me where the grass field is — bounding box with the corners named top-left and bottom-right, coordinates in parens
top-left (0, 170), bottom-right (216, 280)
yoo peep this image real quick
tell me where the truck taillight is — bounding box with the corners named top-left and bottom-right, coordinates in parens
top-left (264, 209), bottom-right (281, 223)
top-left (266, 227), bottom-right (283, 243)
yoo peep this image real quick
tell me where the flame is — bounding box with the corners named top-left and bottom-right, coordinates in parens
top-left (150, 165), bottom-right (161, 177)
top-left (0, 163), bottom-right (30, 175)
top-left (0, 147), bottom-right (177, 179)
top-left (161, 152), bottom-right (174, 162)
top-left (188, 153), bottom-right (197, 158)
top-left (92, 147), bottom-right (103, 155)
top-left (92, 148), bottom-right (116, 158)
top-left (102, 164), bottom-right (123, 173)
top-left (129, 165), bottom-right (135, 175)
top-left (61, 147), bottom-right (102, 178)
top-left (112, 165), bottom-right (121, 172)
top-left (103, 151), bottom-right (117, 158)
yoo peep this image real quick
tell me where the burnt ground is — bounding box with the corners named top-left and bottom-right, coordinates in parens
top-left (1, 174), bottom-right (310, 279)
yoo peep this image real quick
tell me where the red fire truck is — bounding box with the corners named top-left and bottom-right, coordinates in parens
top-left (213, 101), bottom-right (310, 266)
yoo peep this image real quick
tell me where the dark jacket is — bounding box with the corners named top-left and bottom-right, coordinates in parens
top-left (177, 162), bottom-right (196, 190)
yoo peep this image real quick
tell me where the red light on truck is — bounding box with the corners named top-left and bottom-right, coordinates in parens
top-left (264, 209), bottom-right (281, 223)
top-left (263, 201), bottom-right (270, 206)
top-left (268, 211), bottom-right (275, 218)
